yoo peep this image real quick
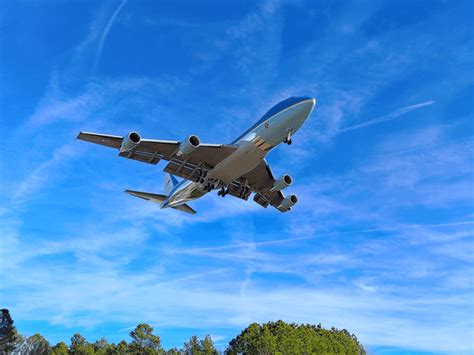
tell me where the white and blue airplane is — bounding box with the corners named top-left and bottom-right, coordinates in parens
top-left (77, 96), bottom-right (316, 214)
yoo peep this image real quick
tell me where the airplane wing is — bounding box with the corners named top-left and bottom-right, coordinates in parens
top-left (77, 132), bottom-right (238, 181)
top-left (227, 159), bottom-right (292, 212)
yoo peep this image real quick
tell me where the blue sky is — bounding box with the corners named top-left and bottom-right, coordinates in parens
top-left (1, 0), bottom-right (473, 353)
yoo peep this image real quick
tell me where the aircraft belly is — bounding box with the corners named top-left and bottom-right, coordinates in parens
top-left (209, 143), bottom-right (265, 184)
top-left (168, 182), bottom-right (206, 206)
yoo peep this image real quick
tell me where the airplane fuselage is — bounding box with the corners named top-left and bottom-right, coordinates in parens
top-left (161, 96), bottom-right (316, 209)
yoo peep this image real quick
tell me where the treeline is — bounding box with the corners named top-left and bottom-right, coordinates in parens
top-left (1, 309), bottom-right (365, 354)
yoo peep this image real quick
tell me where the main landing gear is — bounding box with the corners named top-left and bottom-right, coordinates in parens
top-left (195, 168), bottom-right (207, 183)
top-left (238, 185), bottom-right (250, 199)
top-left (217, 184), bottom-right (229, 197)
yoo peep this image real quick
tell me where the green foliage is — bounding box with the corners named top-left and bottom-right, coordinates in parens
top-left (93, 337), bottom-right (113, 354)
top-left (107, 340), bottom-right (131, 354)
top-left (2, 309), bottom-right (365, 355)
top-left (52, 341), bottom-right (69, 355)
top-left (129, 323), bottom-right (163, 354)
top-left (183, 334), bottom-right (217, 355)
top-left (165, 347), bottom-right (180, 355)
top-left (0, 309), bottom-right (22, 353)
top-left (201, 335), bottom-right (218, 355)
top-left (24, 333), bottom-right (52, 354)
top-left (226, 320), bottom-right (366, 355)
top-left (70, 333), bottom-right (95, 355)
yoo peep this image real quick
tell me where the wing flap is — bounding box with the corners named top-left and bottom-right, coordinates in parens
top-left (163, 144), bottom-right (238, 180)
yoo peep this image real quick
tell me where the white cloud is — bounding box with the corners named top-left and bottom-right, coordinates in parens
top-left (93, 0), bottom-right (127, 72)
top-left (338, 101), bottom-right (435, 133)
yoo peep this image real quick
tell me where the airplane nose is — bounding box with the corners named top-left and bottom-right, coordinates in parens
top-left (305, 98), bottom-right (316, 111)
top-left (286, 98), bottom-right (316, 132)
top-left (297, 98), bottom-right (316, 119)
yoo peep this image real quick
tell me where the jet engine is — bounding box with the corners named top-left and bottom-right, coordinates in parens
top-left (278, 194), bottom-right (298, 210)
top-left (177, 135), bottom-right (200, 156)
top-left (270, 174), bottom-right (293, 192)
top-left (120, 131), bottom-right (141, 152)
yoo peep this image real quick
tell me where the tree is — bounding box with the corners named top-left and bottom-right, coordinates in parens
top-left (70, 333), bottom-right (94, 355)
top-left (200, 335), bottom-right (217, 355)
top-left (107, 340), bottom-right (130, 355)
top-left (226, 320), bottom-right (366, 355)
top-left (129, 324), bottom-right (163, 354)
top-left (23, 333), bottom-right (52, 354)
top-left (93, 337), bottom-right (112, 354)
top-left (183, 335), bottom-right (217, 355)
top-left (183, 335), bottom-right (201, 354)
top-left (52, 342), bottom-right (69, 355)
top-left (165, 347), bottom-right (180, 355)
top-left (0, 309), bottom-right (22, 353)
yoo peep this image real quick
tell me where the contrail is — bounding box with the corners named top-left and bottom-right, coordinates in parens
top-left (93, 0), bottom-right (127, 72)
top-left (175, 220), bottom-right (474, 253)
top-left (338, 101), bottom-right (435, 133)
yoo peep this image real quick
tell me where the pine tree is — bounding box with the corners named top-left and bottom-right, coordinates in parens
top-left (0, 309), bottom-right (21, 353)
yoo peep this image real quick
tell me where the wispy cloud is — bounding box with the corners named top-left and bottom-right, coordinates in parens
top-left (93, 0), bottom-right (127, 72)
top-left (169, 220), bottom-right (474, 254)
top-left (338, 100), bottom-right (435, 133)
top-left (2, 0), bottom-right (473, 352)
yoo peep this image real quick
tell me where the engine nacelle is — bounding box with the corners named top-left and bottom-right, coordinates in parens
top-left (120, 131), bottom-right (141, 152)
top-left (177, 135), bottom-right (200, 156)
top-left (270, 174), bottom-right (293, 192)
top-left (278, 194), bottom-right (298, 211)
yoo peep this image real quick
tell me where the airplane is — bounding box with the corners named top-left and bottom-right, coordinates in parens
top-left (77, 96), bottom-right (316, 214)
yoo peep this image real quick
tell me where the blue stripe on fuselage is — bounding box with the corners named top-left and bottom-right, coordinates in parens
top-left (231, 96), bottom-right (312, 144)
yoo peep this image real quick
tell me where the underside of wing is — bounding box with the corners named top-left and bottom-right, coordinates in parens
top-left (228, 160), bottom-right (296, 212)
top-left (77, 131), bottom-right (238, 180)
top-left (77, 132), bottom-right (123, 149)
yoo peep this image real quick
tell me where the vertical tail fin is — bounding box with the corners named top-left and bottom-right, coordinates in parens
top-left (164, 172), bottom-right (179, 195)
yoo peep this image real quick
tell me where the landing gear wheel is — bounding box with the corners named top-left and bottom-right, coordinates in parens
top-left (218, 185), bottom-right (229, 197)
top-left (284, 129), bottom-right (293, 145)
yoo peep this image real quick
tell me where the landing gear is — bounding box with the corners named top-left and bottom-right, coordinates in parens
top-left (217, 185), bottom-right (229, 197)
top-left (195, 169), bottom-right (208, 183)
top-left (239, 185), bottom-right (250, 199)
top-left (284, 128), bottom-right (293, 145)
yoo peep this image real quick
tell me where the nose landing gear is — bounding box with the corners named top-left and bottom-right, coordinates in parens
top-left (284, 128), bottom-right (293, 145)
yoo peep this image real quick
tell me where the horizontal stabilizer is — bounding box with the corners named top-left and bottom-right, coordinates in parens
top-left (172, 203), bottom-right (197, 214)
top-left (125, 190), bottom-right (196, 214)
top-left (125, 189), bottom-right (167, 203)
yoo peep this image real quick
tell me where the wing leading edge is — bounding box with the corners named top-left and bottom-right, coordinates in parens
top-left (77, 132), bottom-right (238, 180)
